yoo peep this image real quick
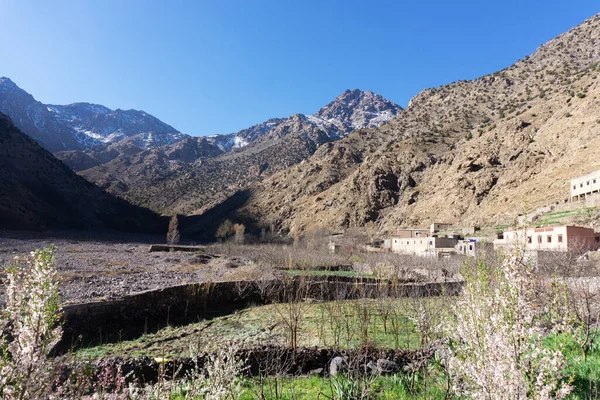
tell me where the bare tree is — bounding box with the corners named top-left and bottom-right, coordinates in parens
top-left (268, 275), bottom-right (310, 353)
top-left (569, 279), bottom-right (600, 360)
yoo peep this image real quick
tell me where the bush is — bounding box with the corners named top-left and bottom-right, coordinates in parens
top-left (0, 247), bottom-right (62, 399)
top-left (446, 254), bottom-right (572, 399)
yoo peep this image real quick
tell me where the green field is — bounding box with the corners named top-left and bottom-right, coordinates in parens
top-left (75, 298), bottom-right (600, 399)
top-left (536, 206), bottom-right (597, 226)
top-left (76, 298), bottom-right (448, 360)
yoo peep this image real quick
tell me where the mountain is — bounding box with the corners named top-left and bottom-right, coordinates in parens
top-left (0, 77), bottom-right (184, 152)
top-left (0, 112), bottom-right (164, 232)
top-left (206, 90), bottom-right (402, 152)
top-left (205, 13), bottom-right (600, 236)
top-left (77, 90), bottom-right (402, 214)
top-left (308, 89), bottom-right (401, 134)
top-left (206, 118), bottom-right (287, 152)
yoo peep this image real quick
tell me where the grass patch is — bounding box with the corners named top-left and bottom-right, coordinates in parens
top-left (543, 333), bottom-right (600, 399)
top-left (536, 207), bottom-right (596, 226)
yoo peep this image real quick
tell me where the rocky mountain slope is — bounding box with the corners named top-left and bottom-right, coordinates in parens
top-left (217, 13), bottom-right (600, 236)
top-left (78, 90), bottom-right (402, 214)
top-left (0, 113), bottom-right (164, 232)
top-left (0, 77), bottom-right (183, 152)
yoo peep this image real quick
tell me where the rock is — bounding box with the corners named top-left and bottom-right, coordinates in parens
top-left (308, 368), bottom-right (323, 376)
top-left (366, 360), bottom-right (378, 374)
top-left (329, 356), bottom-right (348, 376)
top-left (376, 359), bottom-right (399, 374)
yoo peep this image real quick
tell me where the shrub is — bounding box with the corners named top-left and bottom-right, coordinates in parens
top-left (446, 254), bottom-right (572, 399)
top-left (0, 247), bottom-right (62, 399)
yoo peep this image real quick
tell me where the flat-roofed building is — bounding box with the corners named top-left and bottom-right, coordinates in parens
top-left (494, 225), bottom-right (600, 252)
top-left (571, 170), bottom-right (600, 201)
top-left (430, 223), bottom-right (453, 234)
top-left (393, 228), bottom-right (431, 239)
top-left (456, 238), bottom-right (494, 257)
top-left (390, 235), bottom-right (458, 257)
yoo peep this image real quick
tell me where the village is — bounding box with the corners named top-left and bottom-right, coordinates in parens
top-left (331, 169), bottom-right (600, 261)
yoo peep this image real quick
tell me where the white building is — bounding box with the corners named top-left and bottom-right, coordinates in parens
top-left (571, 170), bottom-right (600, 201)
top-left (494, 225), bottom-right (600, 252)
top-left (390, 235), bottom-right (458, 257)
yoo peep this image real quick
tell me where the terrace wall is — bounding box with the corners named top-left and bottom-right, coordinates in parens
top-left (59, 277), bottom-right (462, 353)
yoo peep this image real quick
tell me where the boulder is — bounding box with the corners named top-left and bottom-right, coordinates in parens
top-left (376, 359), bottom-right (400, 374)
top-left (329, 356), bottom-right (348, 376)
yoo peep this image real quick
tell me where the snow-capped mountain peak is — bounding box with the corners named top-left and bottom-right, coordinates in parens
top-left (0, 78), bottom-right (184, 152)
top-left (206, 89), bottom-right (401, 151)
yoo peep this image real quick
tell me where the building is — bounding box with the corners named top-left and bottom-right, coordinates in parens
top-left (571, 170), bottom-right (600, 201)
top-left (455, 238), bottom-right (493, 257)
top-left (390, 235), bottom-right (458, 257)
top-left (494, 225), bottom-right (600, 252)
top-left (394, 228), bottom-right (431, 239)
top-left (430, 223), bottom-right (453, 234)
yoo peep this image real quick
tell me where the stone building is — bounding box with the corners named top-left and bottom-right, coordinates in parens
top-left (571, 169), bottom-right (600, 201)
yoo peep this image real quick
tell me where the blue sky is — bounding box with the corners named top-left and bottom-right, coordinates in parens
top-left (1, 1), bottom-right (598, 136)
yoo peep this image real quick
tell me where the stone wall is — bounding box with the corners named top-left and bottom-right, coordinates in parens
top-left (57, 342), bottom-right (444, 386)
top-left (59, 276), bottom-right (462, 353)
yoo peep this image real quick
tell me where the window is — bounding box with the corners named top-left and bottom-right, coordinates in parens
top-left (573, 185), bottom-right (577, 190)
top-left (587, 181), bottom-right (590, 186)
top-left (596, 237), bottom-right (600, 243)
top-left (547, 236), bottom-right (552, 243)
top-left (469, 245), bottom-right (473, 251)
top-left (558, 235), bottom-right (563, 243)
top-left (538, 236), bottom-right (542, 244)
top-left (394, 240), bottom-right (398, 244)
top-left (527, 236), bottom-right (532, 244)
top-left (415, 232), bottom-right (420, 237)
top-left (581, 183), bottom-right (584, 188)
top-left (429, 241), bottom-right (433, 245)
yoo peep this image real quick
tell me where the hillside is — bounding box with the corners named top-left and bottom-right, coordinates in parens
top-left (0, 113), bottom-right (164, 232)
top-left (215, 13), bottom-right (600, 236)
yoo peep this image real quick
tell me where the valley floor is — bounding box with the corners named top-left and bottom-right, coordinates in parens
top-left (0, 231), bottom-right (235, 303)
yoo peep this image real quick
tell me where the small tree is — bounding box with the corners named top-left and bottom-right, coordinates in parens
top-left (215, 219), bottom-right (233, 242)
top-left (167, 214), bottom-right (180, 245)
top-left (0, 247), bottom-right (62, 399)
top-left (233, 223), bottom-right (246, 245)
top-left (447, 254), bottom-right (572, 399)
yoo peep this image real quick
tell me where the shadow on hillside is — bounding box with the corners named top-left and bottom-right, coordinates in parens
top-left (180, 189), bottom-right (257, 241)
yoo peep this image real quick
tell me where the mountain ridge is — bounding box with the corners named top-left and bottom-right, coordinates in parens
top-left (71, 89), bottom-right (402, 214)
top-left (200, 12), bottom-right (600, 237)
top-left (0, 77), bottom-right (184, 152)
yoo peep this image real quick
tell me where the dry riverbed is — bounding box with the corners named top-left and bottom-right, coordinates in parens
top-left (0, 231), bottom-right (251, 304)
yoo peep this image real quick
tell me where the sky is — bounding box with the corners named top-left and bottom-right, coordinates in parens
top-left (1, 1), bottom-right (599, 136)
